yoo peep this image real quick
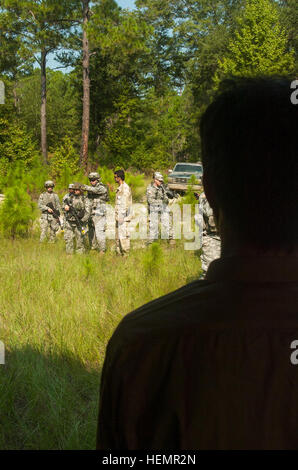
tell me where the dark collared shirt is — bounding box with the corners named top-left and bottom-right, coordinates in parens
top-left (97, 256), bottom-right (298, 449)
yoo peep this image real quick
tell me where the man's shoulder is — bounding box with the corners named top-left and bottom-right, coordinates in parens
top-left (109, 280), bottom-right (222, 348)
top-left (123, 182), bottom-right (131, 193)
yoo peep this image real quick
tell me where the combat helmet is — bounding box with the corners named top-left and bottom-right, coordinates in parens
top-left (68, 183), bottom-right (75, 190)
top-left (153, 171), bottom-right (164, 182)
top-left (88, 172), bottom-right (100, 181)
top-left (45, 180), bottom-right (55, 188)
top-left (72, 182), bottom-right (82, 191)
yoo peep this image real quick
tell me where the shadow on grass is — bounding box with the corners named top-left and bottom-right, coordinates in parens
top-left (0, 345), bottom-right (101, 450)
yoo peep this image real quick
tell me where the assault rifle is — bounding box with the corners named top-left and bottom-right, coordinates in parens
top-left (46, 202), bottom-right (63, 230)
top-left (64, 198), bottom-right (86, 235)
top-left (161, 184), bottom-right (178, 200)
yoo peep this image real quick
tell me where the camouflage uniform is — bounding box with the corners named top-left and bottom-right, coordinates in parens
top-left (82, 179), bottom-right (109, 252)
top-left (115, 181), bottom-right (132, 255)
top-left (38, 186), bottom-right (61, 243)
top-left (62, 184), bottom-right (74, 228)
top-left (62, 188), bottom-right (90, 254)
top-left (199, 192), bottom-right (221, 274)
top-left (146, 180), bottom-right (173, 243)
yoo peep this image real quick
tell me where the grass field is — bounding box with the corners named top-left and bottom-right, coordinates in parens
top-left (0, 236), bottom-right (201, 449)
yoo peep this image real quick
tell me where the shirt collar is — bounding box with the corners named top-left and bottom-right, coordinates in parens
top-left (205, 256), bottom-right (298, 283)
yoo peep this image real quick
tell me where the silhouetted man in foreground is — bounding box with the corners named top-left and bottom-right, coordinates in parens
top-left (97, 77), bottom-right (298, 449)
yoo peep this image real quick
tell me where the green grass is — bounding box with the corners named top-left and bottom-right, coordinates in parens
top-left (0, 237), bottom-right (201, 449)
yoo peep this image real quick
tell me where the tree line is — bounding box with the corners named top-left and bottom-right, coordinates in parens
top-left (0, 0), bottom-right (297, 177)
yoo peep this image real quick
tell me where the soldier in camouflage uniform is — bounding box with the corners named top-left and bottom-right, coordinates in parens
top-left (81, 172), bottom-right (109, 253)
top-left (61, 183), bottom-right (75, 228)
top-left (62, 183), bottom-right (75, 205)
top-left (114, 169), bottom-right (132, 255)
top-left (38, 180), bottom-right (61, 243)
top-left (62, 183), bottom-right (90, 254)
top-left (146, 172), bottom-right (175, 245)
top-left (199, 191), bottom-right (221, 275)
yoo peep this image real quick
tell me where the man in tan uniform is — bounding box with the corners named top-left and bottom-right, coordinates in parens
top-left (114, 169), bottom-right (132, 255)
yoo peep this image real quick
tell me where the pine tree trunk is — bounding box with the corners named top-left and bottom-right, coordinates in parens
top-left (41, 49), bottom-right (48, 165)
top-left (80, 0), bottom-right (90, 173)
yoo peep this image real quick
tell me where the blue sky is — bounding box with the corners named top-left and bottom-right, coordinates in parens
top-left (117, 0), bottom-right (136, 9)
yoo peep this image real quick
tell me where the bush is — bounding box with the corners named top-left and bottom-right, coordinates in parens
top-left (96, 166), bottom-right (116, 203)
top-left (0, 118), bottom-right (40, 180)
top-left (125, 171), bottom-right (145, 202)
top-left (180, 175), bottom-right (200, 209)
top-left (0, 159), bottom-right (48, 201)
top-left (49, 137), bottom-right (79, 180)
top-left (0, 182), bottom-right (36, 238)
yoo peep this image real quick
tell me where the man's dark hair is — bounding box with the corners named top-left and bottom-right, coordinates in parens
top-left (200, 76), bottom-right (298, 249)
top-left (114, 169), bottom-right (125, 181)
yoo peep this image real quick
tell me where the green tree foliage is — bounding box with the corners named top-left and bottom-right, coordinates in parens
top-left (0, 118), bottom-right (39, 179)
top-left (130, 92), bottom-right (188, 169)
top-left (216, 0), bottom-right (295, 81)
top-left (0, 6), bottom-right (34, 76)
top-left (16, 69), bottom-right (80, 152)
top-left (125, 172), bottom-right (145, 200)
top-left (53, 165), bottom-right (87, 194)
top-left (2, 0), bottom-right (80, 162)
top-left (49, 136), bottom-right (80, 179)
top-left (97, 90), bottom-right (191, 170)
top-left (0, 171), bottom-right (36, 239)
top-left (135, 0), bottom-right (185, 94)
top-left (88, 3), bottom-right (151, 87)
top-left (180, 174), bottom-right (200, 209)
top-left (1, 0), bottom-right (297, 173)
top-left (279, 0), bottom-right (298, 73)
top-left (17, 70), bottom-right (80, 149)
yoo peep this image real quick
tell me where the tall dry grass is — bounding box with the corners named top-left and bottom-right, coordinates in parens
top-left (0, 237), bottom-right (201, 449)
